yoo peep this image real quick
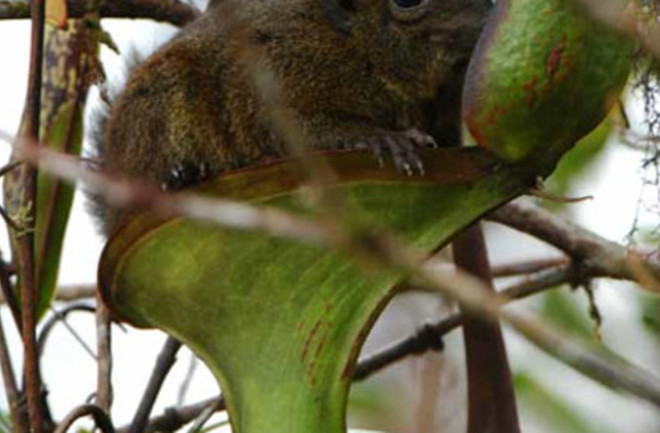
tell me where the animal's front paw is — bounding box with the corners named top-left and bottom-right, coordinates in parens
top-left (352, 128), bottom-right (437, 176)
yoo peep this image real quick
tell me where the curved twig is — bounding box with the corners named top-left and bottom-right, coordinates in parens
top-left (54, 404), bottom-right (115, 433)
top-left (37, 303), bottom-right (96, 356)
top-left (353, 265), bottom-right (572, 381)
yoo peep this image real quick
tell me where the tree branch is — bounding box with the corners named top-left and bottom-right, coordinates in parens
top-left (96, 297), bottom-right (113, 411)
top-left (0, 284), bottom-right (96, 305)
top-left (14, 0), bottom-right (46, 430)
top-left (37, 303), bottom-right (96, 355)
top-left (490, 199), bottom-right (660, 281)
top-left (453, 224), bottom-right (520, 433)
top-left (354, 264), bottom-right (572, 381)
top-left (0, 0), bottom-right (200, 26)
top-left (0, 256), bottom-right (21, 332)
top-left (491, 257), bottom-right (568, 277)
top-left (128, 337), bottom-right (182, 433)
top-left (4, 133), bottom-right (660, 407)
top-left (0, 310), bottom-right (28, 433)
top-left (54, 404), bottom-right (115, 433)
top-left (118, 396), bottom-right (224, 433)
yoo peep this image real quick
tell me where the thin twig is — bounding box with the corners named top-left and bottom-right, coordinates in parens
top-left (0, 160), bottom-right (22, 178)
top-left (129, 337), bottom-right (183, 433)
top-left (96, 296), bottom-right (113, 411)
top-left (187, 399), bottom-right (222, 433)
top-left (491, 257), bottom-right (569, 277)
top-left (37, 303), bottom-right (96, 356)
top-left (118, 396), bottom-right (224, 433)
top-left (51, 306), bottom-right (98, 360)
top-left (3, 132), bottom-right (660, 406)
top-left (0, 255), bottom-right (21, 332)
top-left (0, 311), bottom-right (28, 433)
top-left (0, 0), bottom-right (200, 26)
top-left (0, 203), bottom-right (21, 231)
top-left (177, 353), bottom-right (197, 406)
top-left (490, 199), bottom-right (660, 280)
top-left (1, 284), bottom-right (96, 305)
top-left (54, 404), bottom-right (115, 433)
top-left (353, 265), bottom-right (574, 381)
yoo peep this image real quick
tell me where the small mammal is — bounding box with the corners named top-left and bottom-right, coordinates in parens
top-left (91, 0), bottom-right (491, 235)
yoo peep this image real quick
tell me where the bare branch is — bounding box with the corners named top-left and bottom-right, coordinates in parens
top-left (54, 404), bottom-right (115, 433)
top-left (0, 0), bottom-right (200, 26)
top-left (0, 285), bottom-right (95, 305)
top-left (96, 297), bottom-right (113, 411)
top-left (3, 133), bottom-right (660, 407)
top-left (354, 264), bottom-right (572, 381)
top-left (118, 396), bottom-right (224, 433)
top-left (129, 337), bottom-right (183, 433)
top-left (0, 256), bottom-right (21, 332)
top-left (491, 257), bottom-right (568, 277)
top-left (13, 0), bottom-right (47, 429)
top-left (37, 303), bottom-right (96, 355)
top-left (453, 224), bottom-right (520, 433)
top-left (490, 199), bottom-right (660, 281)
top-left (177, 353), bottom-right (197, 406)
top-left (0, 311), bottom-right (28, 433)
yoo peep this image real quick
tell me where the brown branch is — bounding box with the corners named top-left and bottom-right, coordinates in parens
top-left (55, 285), bottom-right (96, 301)
top-left (0, 0), bottom-right (200, 26)
top-left (118, 396), bottom-right (224, 433)
top-left (490, 199), bottom-right (660, 281)
top-left (4, 133), bottom-right (660, 406)
top-left (54, 404), bottom-right (115, 433)
top-left (353, 265), bottom-right (573, 381)
top-left (1, 284), bottom-right (96, 305)
top-left (0, 311), bottom-right (28, 433)
top-left (15, 0), bottom-right (46, 430)
top-left (128, 337), bottom-right (183, 433)
top-left (491, 257), bottom-right (569, 277)
top-left (0, 256), bottom-right (21, 332)
top-left (96, 297), bottom-right (113, 411)
top-left (453, 224), bottom-right (520, 433)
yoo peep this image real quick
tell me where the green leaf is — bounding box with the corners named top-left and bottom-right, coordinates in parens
top-left (541, 288), bottom-right (593, 340)
top-left (544, 116), bottom-right (612, 203)
top-left (99, 148), bottom-right (533, 433)
top-left (32, 18), bottom-right (101, 317)
top-left (514, 372), bottom-right (610, 433)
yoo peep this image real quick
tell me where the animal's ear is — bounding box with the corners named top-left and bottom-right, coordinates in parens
top-left (322, 0), bottom-right (355, 34)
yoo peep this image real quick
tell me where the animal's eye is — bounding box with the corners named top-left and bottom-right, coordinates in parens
top-left (392, 0), bottom-right (423, 9)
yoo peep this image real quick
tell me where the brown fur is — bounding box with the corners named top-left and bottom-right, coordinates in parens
top-left (91, 0), bottom-right (491, 235)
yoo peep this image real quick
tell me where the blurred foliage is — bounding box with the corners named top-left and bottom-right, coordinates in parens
top-left (0, 411), bottom-right (10, 433)
top-left (540, 287), bottom-right (595, 340)
top-left (640, 292), bottom-right (660, 340)
top-left (514, 372), bottom-right (612, 433)
top-left (544, 116), bottom-right (613, 210)
top-left (348, 382), bottom-right (398, 431)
